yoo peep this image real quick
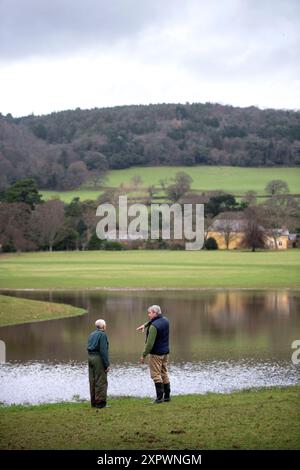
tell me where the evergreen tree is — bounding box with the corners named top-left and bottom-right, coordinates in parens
top-left (4, 179), bottom-right (43, 209)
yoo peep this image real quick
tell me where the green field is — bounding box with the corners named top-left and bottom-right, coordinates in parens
top-left (0, 294), bottom-right (86, 326)
top-left (105, 166), bottom-right (300, 193)
top-left (41, 189), bottom-right (103, 203)
top-left (41, 166), bottom-right (300, 202)
top-left (0, 387), bottom-right (299, 449)
top-left (0, 250), bottom-right (299, 289)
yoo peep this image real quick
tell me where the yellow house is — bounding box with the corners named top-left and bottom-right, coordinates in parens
top-left (206, 218), bottom-right (289, 250)
top-left (265, 229), bottom-right (289, 250)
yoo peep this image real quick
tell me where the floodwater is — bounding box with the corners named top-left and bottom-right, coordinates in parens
top-left (0, 289), bottom-right (299, 404)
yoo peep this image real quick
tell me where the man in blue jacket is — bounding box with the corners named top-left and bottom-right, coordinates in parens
top-left (87, 319), bottom-right (110, 408)
top-left (137, 305), bottom-right (171, 404)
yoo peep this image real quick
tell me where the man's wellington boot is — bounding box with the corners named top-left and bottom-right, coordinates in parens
top-left (95, 401), bottom-right (107, 409)
top-left (153, 382), bottom-right (164, 404)
top-left (163, 383), bottom-right (171, 402)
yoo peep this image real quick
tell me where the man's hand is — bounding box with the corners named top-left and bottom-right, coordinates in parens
top-left (136, 324), bottom-right (145, 332)
top-left (139, 356), bottom-right (145, 364)
top-left (105, 367), bottom-right (110, 373)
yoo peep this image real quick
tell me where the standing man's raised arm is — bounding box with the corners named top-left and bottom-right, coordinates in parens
top-left (136, 320), bottom-right (150, 332)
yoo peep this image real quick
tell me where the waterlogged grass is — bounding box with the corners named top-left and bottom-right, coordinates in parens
top-left (0, 294), bottom-right (86, 327)
top-left (0, 387), bottom-right (299, 449)
top-left (0, 250), bottom-right (299, 289)
top-left (41, 166), bottom-right (300, 202)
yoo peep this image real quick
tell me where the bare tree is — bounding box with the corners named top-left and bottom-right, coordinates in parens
top-left (208, 215), bottom-right (240, 249)
top-left (131, 175), bottom-right (143, 190)
top-left (81, 201), bottom-right (98, 250)
top-left (31, 199), bottom-right (65, 251)
top-left (259, 194), bottom-right (300, 247)
top-left (241, 207), bottom-right (267, 252)
top-left (84, 151), bottom-right (108, 189)
top-left (97, 188), bottom-right (121, 206)
top-left (221, 221), bottom-right (236, 250)
top-left (148, 185), bottom-right (156, 199)
top-left (166, 172), bottom-right (193, 202)
top-left (265, 179), bottom-right (289, 196)
top-left (159, 178), bottom-right (169, 192)
top-left (64, 161), bottom-right (89, 189)
top-left (242, 190), bottom-right (257, 205)
top-left (0, 203), bottom-right (36, 252)
top-left (89, 170), bottom-right (107, 189)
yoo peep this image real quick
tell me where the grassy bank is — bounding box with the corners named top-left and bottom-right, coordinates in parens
top-left (41, 165), bottom-right (300, 202)
top-left (0, 294), bottom-right (86, 327)
top-left (0, 250), bottom-right (299, 289)
top-left (0, 387), bottom-right (299, 449)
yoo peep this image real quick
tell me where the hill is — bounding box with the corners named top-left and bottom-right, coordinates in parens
top-left (1, 102), bottom-right (300, 190)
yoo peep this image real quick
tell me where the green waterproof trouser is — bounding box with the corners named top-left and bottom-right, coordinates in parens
top-left (88, 354), bottom-right (108, 405)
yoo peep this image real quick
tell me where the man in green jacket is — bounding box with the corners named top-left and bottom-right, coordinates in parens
top-left (87, 319), bottom-right (110, 409)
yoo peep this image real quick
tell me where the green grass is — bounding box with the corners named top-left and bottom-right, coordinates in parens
top-left (0, 250), bottom-right (299, 289)
top-left (41, 166), bottom-right (300, 202)
top-left (0, 294), bottom-right (86, 326)
top-left (0, 387), bottom-right (299, 449)
top-left (41, 189), bottom-right (104, 203)
top-left (105, 166), bottom-right (300, 193)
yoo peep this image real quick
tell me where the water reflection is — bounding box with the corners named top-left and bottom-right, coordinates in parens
top-left (0, 289), bottom-right (299, 363)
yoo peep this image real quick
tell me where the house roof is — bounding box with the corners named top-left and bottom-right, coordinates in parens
top-left (208, 217), bottom-right (290, 236)
top-left (273, 228), bottom-right (290, 236)
top-left (208, 218), bottom-right (248, 232)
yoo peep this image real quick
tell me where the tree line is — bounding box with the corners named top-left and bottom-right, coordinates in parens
top-left (0, 177), bottom-right (299, 253)
top-left (0, 102), bottom-right (299, 191)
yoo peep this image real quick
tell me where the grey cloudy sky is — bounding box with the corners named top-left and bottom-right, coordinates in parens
top-left (0, 0), bottom-right (299, 116)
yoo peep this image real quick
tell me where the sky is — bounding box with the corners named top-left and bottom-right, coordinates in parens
top-left (0, 0), bottom-right (299, 117)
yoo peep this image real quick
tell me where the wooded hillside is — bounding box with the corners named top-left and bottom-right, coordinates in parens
top-left (1, 102), bottom-right (300, 190)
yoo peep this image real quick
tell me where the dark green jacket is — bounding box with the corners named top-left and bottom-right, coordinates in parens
top-left (87, 329), bottom-right (109, 369)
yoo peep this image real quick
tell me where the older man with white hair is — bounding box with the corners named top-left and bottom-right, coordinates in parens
top-left (137, 305), bottom-right (171, 404)
top-left (87, 319), bottom-right (110, 409)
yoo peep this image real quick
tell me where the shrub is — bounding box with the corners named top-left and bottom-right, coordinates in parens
top-left (205, 237), bottom-right (218, 250)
